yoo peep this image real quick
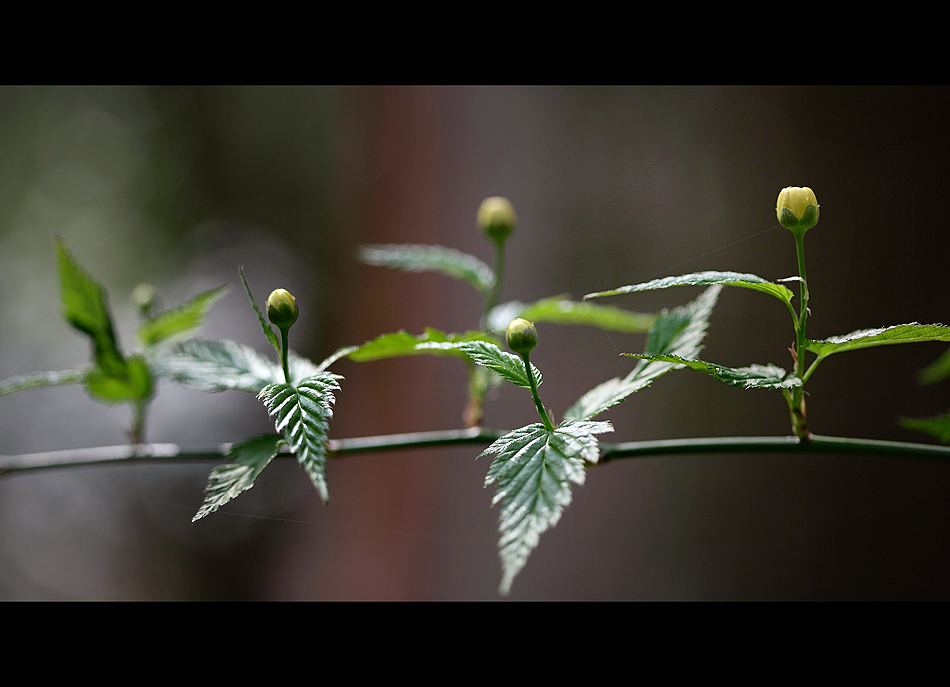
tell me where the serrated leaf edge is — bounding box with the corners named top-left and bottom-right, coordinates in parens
top-left (480, 419), bottom-right (612, 594)
top-left (258, 373), bottom-right (342, 504)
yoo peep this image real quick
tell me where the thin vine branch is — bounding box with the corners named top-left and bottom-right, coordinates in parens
top-left (3, 430), bottom-right (950, 477)
top-left (599, 434), bottom-right (950, 463)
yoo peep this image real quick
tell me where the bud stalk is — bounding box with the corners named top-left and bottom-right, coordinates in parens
top-left (266, 288), bottom-right (298, 383)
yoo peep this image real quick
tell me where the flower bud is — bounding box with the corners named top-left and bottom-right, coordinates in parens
top-left (266, 288), bottom-right (298, 329)
top-left (506, 317), bottom-right (538, 355)
top-left (131, 283), bottom-right (156, 315)
top-left (776, 186), bottom-right (819, 233)
top-left (477, 196), bottom-right (516, 242)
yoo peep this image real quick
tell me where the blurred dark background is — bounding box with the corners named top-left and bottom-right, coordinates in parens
top-left (1, 85), bottom-right (949, 600)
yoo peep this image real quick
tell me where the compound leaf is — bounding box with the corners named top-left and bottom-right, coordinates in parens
top-left (345, 328), bottom-right (496, 363)
top-left (584, 270), bottom-right (794, 306)
top-left (358, 244), bottom-right (495, 293)
top-left (83, 354), bottom-right (154, 404)
top-left (286, 350), bottom-right (327, 385)
top-left (481, 419), bottom-right (613, 595)
top-left (239, 266), bottom-right (280, 355)
top-left (453, 340), bottom-right (542, 389)
top-left (565, 285), bottom-right (721, 420)
top-left (192, 433), bottom-right (283, 522)
top-left (899, 412), bottom-right (950, 444)
top-left (0, 368), bottom-right (86, 396)
top-left (153, 338), bottom-right (327, 395)
top-left (136, 285), bottom-right (228, 348)
top-left (56, 238), bottom-right (125, 374)
top-left (258, 373), bottom-right (342, 505)
top-left (623, 354), bottom-right (801, 390)
top-left (152, 338), bottom-right (281, 393)
top-left (805, 323), bottom-right (950, 360)
top-left (487, 296), bottom-right (655, 335)
top-left (918, 347), bottom-right (950, 385)
top-left (317, 345), bottom-right (360, 372)
top-left (56, 239), bottom-right (155, 406)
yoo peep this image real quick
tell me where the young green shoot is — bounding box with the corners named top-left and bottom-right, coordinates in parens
top-left (776, 186), bottom-right (820, 441)
top-left (266, 288), bottom-right (298, 383)
top-left (507, 317), bottom-right (553, 431)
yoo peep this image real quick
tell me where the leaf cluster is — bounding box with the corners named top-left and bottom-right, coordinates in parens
top-left (160, 273), bottom-right (349, 517)
top-left (587, 270), bottom-right (950, 407)
top-left (351, 238), bottom-right (670, 591)
top-left (6, 200), bottom-right (950, 598)
top-left (0, 241), bottom-right (351, 524)
top-left (353, 237), bottom-right (762, 591)
top-left (2, 239), bottom-right (227, 443)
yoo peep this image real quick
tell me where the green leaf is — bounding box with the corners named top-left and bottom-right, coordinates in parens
top-left (239, 266), bottom-right (281, 355)
top-left (192, 433), bottom-right (283, 522)
top-left (805, 323), bottom-right (950, 360)
top-left (453, 340), bottom-right (542, 389)
top-left (899, 412), bottom-right (950, 444)
top-left (345, 328), bottom-right (496, 363)
top-left (487, 296), bottom-right (655, 335)
top-left (56, 238), bottom-right (125, 373)
top-left (565, 285), bottom-right (721, 420)
top-left (584, 270), bottom-right (795, 306)
top-left (0, 368), bottom-right (86, 396)
top-left (152, 338), bottom-right (325, 393)
top-left (623, 354), bottom-right (801, 390)
top-left (316, 346), bottom-right (359, 373)
top-left (152, 338), bottom-right (281, 393)
top-left (258, 373), bottom-right (342, 505)
top-left (136, 285), bottom-right (228, 348)
top-left (918, 346), bottom-right (950, 385)
top-left (84, 354), bottom-right (154, 404)
top-left (481, 419), bottom-right (613, 595)
top-left (55, 239), bottom-right (154, 406)
top-left (358, 244), bottom-right (495, 293)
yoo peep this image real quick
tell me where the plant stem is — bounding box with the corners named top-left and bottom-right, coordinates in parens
top-left (600, 434), bottom-right (950, 462)
top-left (466, 237), bottom-right (507, 428)
top-left (793, 229), bottom-right (810, 363)
top-left (0, 428), bottom-right (504, 475)
top-left (332, 427), bottom-right (502, 455)
top-left (521, 352), bottom-right (554, 431)
top-left (784, 298), bottom-right (800, 330)
top-left (5, 432), bottom-right (950, 476)
top-left (463, 361), bottom-right (488, 428)
top-left (279, 327), bottom-right (291, 383)
top-left (789, 229), bottom-right (812, 441)
top-left (801, 354), bottom-right (824, 385)
top-left (130, 398), bottom-right (149, 445)
top-left (485, 237), bottom-right (506, 317)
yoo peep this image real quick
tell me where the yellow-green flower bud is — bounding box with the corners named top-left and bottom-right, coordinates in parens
top-left (776, 186), bottom-right (819, 233)
top-left (131, 283), bottom-right (156, 315)
top-left (266, 288), bottom-right (298, 329)
top-left (477, 196), bottom-right (517, 242)
top-left (506, 317), bottom-right (538, 355)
